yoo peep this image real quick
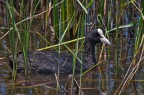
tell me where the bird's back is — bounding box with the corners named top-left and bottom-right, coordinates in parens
top-left (9, 51), bottom-right (85, 74)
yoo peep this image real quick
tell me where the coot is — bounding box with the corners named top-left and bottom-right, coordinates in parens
top-left (9, 28), bottom-right (111, 74)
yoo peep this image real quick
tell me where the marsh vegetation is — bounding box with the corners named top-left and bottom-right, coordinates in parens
top-left (0, 0), bottom-right (143, 95)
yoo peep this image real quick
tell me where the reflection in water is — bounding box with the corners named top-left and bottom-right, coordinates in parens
top-left (0, 83), bottom-right (6, 95)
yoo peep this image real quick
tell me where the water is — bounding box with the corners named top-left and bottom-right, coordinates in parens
top-left (0, 38), bottom-right (143, 95)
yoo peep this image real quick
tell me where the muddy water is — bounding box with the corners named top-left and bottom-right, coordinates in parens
top-left (0, 38), bottom-right (143, 95)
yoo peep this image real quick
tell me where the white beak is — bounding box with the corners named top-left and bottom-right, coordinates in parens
top-left (100, 37), bottom-right (111, 45)
top-left (97, 29), bottom-right (111, 45)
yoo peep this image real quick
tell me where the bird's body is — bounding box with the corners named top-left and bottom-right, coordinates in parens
top-left (13, 51), bottom-right (84, 74)
top-left (8, 28), bottom-right (111, 74)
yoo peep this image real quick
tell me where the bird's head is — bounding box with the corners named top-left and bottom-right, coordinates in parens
top-left (86, 28), bottom-right (111, 45)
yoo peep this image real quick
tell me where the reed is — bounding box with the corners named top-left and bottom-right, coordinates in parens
top-left (113, 1), bottom-right (144, 94)
top-left (6, 0), bottom-right (19, 80)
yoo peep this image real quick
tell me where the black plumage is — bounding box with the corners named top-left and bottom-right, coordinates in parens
top-left (8, 28), bottom-right (111, 74)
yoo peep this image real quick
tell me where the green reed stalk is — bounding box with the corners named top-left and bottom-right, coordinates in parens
top-left (52, 0), bottom-right (59, 37)
top-left (79, 15), bottom-right (85, 94)
top-left (115, 0), bottom-right (119, 78)
top-left (134, 17), bottom-right (143, 53)
top-left (61, 0), bottom-right (66, 35)
top-left (71, 30), bottom-right (79, 94)
top-left (19, 1), bottom-right (28, 75)
top-left (56, 7), bottom-right (62, 90)
top-left (18, 0), bottom-right (27, 75)
top-left (6, 0), bottom-right (18, 80)
top-left (21, 0), bottom-right (40, 75)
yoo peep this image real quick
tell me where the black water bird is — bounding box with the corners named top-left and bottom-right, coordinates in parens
top-left (8, 28), bottom-right (111, 74)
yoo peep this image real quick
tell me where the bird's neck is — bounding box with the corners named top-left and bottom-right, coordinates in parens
top-left (84, 40), bottom-right (96, 68)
